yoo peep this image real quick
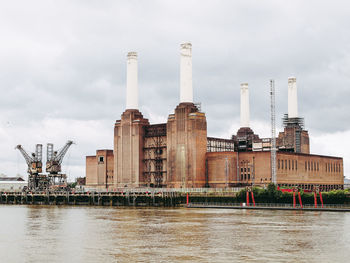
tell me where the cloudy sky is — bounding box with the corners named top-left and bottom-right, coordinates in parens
top-left (1, 0), bottom-right (349, 181)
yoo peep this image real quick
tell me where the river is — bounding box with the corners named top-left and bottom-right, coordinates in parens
top-left (0, 206), bottom-right (349, 262)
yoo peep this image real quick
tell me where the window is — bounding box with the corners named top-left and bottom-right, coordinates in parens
top-left (98, 156), bottom-right (104, 163)
top-left (285, 160), bottom-right (287, 170)
top-left (317, 162), bottom-right (319, 171)
top-left (292, 160), bottom-right (294, 170)
top-left (248, 174), bottom-right (250, 180)
top-left (289, 160), bottom-right (291, 170)
top-left (282, 160), bottom-right (284, 169)
top-left (278, 159), bottom-right (280, 169)
top-left (305, 162), bottom-right (307, 171)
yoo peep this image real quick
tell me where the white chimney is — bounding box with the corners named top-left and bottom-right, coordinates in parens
top-left (126, 52), bottom-right (138, 110)
top-left (240, 83), bottom-right (250, 127)
top-left (288, 77), bottom-right (298, 118)
top-left (180, 43), bottom-right (193, 103)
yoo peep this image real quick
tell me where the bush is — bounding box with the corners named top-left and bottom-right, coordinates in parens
top-left (235, 184), bottom-right (350, 204)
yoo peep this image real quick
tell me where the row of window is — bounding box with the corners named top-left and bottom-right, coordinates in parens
top-left (278, 159), bottom-right (341, 173)
top-left (304, 161), bottom-right (319, 172)
top-left (325, 163), bottom-right (341, 173)
top-left (278, 159), bottom-right (298, 170)
top-left (241, 174), bottom-right (251, 181)
top-left (240, 167), bottom-right (251, 173)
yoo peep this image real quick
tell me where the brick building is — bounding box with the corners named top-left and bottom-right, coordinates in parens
top-left (86, 43), bottom-right (344, 191)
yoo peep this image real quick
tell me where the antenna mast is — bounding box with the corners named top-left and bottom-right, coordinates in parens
top-left (270, 80), bottom-right (277, 185)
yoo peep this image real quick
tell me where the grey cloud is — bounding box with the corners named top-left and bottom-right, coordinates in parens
top-left (1, 0), bottom-right (350, 178)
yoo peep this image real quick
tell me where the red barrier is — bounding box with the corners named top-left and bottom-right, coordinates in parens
top-left (246, 191), bottom-right (250, 206)
top-left (319, 192), bottom-right (324, 208)
top-left (298, 192), bottom-right (303, 208)
top-left (251, 191), bottom-right (255, 207)
top-left (186, 193), bottom-right (189, 206)
top-left (314, 192), bottom-right (317, 208)
top-left (293, 191), bottom-right (296, 208)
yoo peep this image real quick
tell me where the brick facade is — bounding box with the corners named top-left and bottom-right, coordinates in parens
top-left (86, 107), bottom-right (343, 191)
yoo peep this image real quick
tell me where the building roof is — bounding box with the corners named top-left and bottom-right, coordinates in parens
top-left (0, 177), bottom-right (25, 182)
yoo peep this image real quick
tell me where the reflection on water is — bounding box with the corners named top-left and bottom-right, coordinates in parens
top-left (0, 206), bottom-right (349, 262)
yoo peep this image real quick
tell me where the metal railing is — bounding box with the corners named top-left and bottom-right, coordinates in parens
top-left (187, 202), bottom-right (350, 209)
top-left (81, 187), bottom-right (244, 194)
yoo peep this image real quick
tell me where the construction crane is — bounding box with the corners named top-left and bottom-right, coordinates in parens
top-left (46, 140), bottom-right (74, 189)
top-left (270, 79), bottom-right (277, 185)
top-left (15, 144), bottom-right (48, 191)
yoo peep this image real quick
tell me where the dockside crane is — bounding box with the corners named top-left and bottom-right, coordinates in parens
top-left (46, 140), bottom-right (74, 188)
top-left (15, 144), bottom-right (48, 190)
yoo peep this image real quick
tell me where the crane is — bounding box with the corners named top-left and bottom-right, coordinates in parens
top-left (46, 140), bottom-right (74, 189)
top-left (15, 144), bottom-right (48, 190)
top-left (270, 80), bottom-right (277, 185)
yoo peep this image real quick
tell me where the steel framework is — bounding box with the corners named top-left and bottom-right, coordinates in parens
top-left (270, 80), bottom-right (277, 185)
top-left (15, 144), bottom-right (46, 190)
top-left (207, 137), bottom-right (235, 152)
top-left (143, 124), bottom-right (167, 187)
top-left (46, 140), bottom-right (74, 189)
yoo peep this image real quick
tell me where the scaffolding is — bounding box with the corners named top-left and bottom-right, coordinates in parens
top-left (143, 124), bottom-right (167, 187)
top-left (281, 114), bottom-right (305, 153)
top-left (270, 80), bottom-right (277, 185)
top-left (207, 137), bottom-right (235, 152)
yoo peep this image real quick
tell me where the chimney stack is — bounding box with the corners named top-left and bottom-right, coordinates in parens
top-left (240, 83), bottom-right (250, 127)
top-left (288, 77), bottom-right (298, 118)
top-left (180, 43), bottom-right (193, 103)
top-left (126, 52), bottom-right (138, 110)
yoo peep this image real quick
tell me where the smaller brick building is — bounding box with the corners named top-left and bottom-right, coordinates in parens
top-left (206, 151), bottom-right (343, 191)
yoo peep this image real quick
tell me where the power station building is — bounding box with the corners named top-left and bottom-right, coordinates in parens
top-left (86, 43), bottom-right (344, 191)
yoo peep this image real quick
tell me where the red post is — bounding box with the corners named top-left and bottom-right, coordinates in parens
top-left (298, 192), bottom-right (303, 209)
top-left (251, 191), bottom-right (255, 207)
top-left (293, 191), bottom-right (296, 208)
top-left (319, 192), bottom-right (324, 208)
top-left (314, 192), bottom-right (317, 208)
top-left (246, 191), bottom-right (250, 206)
top-left (186, 193), bottom-right (189, 206)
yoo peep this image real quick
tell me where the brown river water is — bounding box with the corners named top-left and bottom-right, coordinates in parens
top-left (0, 205), bottom-right (349, 262)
